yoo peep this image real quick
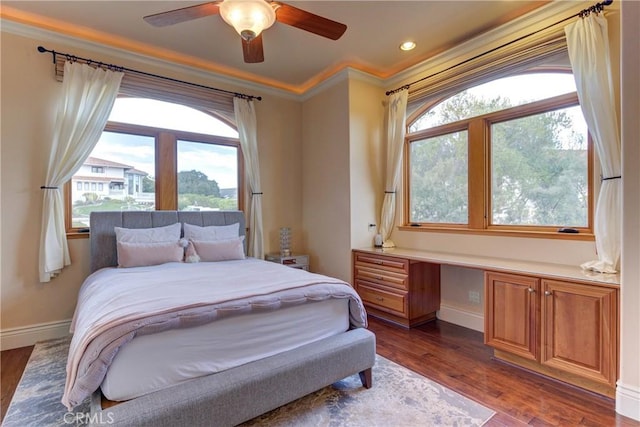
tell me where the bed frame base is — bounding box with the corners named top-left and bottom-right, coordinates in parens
top-left (90, 328), bottom-right (376, 426)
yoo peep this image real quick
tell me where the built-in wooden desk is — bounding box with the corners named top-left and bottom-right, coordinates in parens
top-left (352, 247), bottom-right (620, 398)
top-left (353, 247), bottom-right (620, 287)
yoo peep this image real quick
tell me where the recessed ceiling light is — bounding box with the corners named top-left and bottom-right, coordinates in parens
top-left (400, 41), bottom-right (416, 51)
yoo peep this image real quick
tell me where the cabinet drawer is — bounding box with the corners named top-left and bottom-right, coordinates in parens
top-left (354, 265), bottom-right (408, 290)
top-left (356, 280), bottom-right (407, 317)
top-left (354, 253), bottom-right (408, 274)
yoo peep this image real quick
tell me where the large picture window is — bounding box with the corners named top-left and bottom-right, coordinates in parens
top-left (67, 98), bottom-right (242, 231)
top-left (405, 72), bottom-right (592, 238)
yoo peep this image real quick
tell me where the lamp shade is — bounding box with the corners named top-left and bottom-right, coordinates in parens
top-left (219, 0), bottom-right (276, 41)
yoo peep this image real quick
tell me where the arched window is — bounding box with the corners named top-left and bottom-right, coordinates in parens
top-left (405, 72), bottom-right (592, 236)
top-left (69, 98), bottom-right (242, 230)
top-left (107, 98), bottom-right (238, 137)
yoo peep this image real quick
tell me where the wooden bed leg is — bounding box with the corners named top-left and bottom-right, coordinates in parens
top-left (359, 368), bottom-right (372, 389)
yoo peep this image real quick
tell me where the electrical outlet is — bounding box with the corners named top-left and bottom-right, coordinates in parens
top-left (468, 290), bottom-right (481, 304)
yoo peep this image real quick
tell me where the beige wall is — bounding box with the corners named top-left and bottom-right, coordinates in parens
top-left (347, 77), bottom-right (385, 251)
top-left (0, 31), bottom-right (302, 335)
top-left (253, 93), bottom-right (304, 255)
top-left (300, 74), bottom-right (384, 281)
top-left (1, 33), bottom-right (86, 330)
top-left (301, 79), bottom-right (351, 281)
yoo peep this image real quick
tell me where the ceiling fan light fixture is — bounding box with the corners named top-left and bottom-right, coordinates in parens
top-left (219, 0), bottom-right (276, 41)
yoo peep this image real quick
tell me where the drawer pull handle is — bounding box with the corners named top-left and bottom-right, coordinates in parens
top-left (375, 276), bottom-right (384, 280)
top-left (544, 290), bottom-right (552, 296)
top-left (528, 287), bottom-right (535, 293)
top-left (374, 260), bottom-right (383, 265)
top-left (375, 297), bottom-right (384, 302)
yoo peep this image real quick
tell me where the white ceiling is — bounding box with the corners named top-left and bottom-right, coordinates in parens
top-left (2, 1), bottom-right (551, 94)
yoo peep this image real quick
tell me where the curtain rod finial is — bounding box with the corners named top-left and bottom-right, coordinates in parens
top-left (37, 46), bottom-right (47, 53)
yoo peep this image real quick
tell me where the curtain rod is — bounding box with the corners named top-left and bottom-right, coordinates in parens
top-left (385, 0), bottom-right (613, 96)
top-left (37, 46), bottom-right (262, 101)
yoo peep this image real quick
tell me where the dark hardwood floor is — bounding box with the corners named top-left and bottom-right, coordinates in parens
top-left (1, 344), bottom-right (33, 420)
top-left (368, 317), bottom-right (638, 427)
top-left (1, 317), bottom-right (638, 426)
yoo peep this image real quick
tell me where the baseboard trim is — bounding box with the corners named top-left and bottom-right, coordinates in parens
top-left (616, 381), bottom-right (640, 421)
top-left (0, 320), bottom-right (72, 351)
top-left (437, 304), bottom-right (484, 333)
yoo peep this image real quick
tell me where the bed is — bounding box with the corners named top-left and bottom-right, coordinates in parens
top-left (66, 210), bottom-right (375, 427)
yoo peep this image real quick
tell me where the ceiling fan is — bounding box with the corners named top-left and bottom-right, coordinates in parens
top-left (143, 0), bottom-right (347, 64)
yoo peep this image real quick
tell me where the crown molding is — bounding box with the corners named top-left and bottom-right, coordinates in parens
top-left (384, 0), bottom-right (593, 91)
top-left (2, 16), bottom-right (382, 103)
top-left (300, 67), bottom-right (383, 102)
top-left (0, 17), bottom-right (301, 102)
top-left (3, 0), bottom-right (604, 102)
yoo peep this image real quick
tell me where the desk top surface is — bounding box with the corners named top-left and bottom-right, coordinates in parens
top-left (354, 247), bottom-right (620, 287)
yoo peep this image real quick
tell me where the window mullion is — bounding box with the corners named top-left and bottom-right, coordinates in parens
top-left (156, 132), bottom-right (177, 210)
top-left (468, 119), bottom-right (486, 230)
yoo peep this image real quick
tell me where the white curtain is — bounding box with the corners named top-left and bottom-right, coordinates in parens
top-left (233, 97), bottom-right (264, 259)
top-left (565, 13), bottom-right (621, 273)
top-left (39, 62), bottom-right (123, 282)
top-left (379, 89), bottom-right (409, 247)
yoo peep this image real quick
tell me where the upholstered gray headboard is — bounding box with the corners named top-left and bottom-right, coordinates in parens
top-left (89, 211), bottom-right (246, 273)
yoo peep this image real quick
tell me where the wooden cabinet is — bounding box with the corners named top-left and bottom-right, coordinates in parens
top-left (485, 272), bottom-right (540, 361)
top-left (485, 271), bottom-right (618, 397)
top-left (352, 250), bottom-right (440, 328)
top-left (541, 279), bottom-right (618, 387)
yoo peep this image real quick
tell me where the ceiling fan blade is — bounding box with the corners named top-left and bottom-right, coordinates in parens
top-left (274, 2), bottom-right (347, 40)
top-left (242, 35), bottom-right (265, 63)
top-left (143, 1), bottom-right (222, 27)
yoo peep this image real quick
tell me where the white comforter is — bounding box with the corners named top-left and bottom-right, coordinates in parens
top-left (63, 258), bottom-right (367, 410)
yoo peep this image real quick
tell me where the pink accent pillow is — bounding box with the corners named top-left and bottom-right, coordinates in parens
top-left (183, 222), bottom-right (240, 241)
top-left (191, 237), bottom-right (245, 262)
top-left (117, 241), bottom-right (184, 268)
top-left (115, 223), bottom-right (181, 244)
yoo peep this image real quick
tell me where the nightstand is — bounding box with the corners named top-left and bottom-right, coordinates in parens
top-left (265, 253), bottom-right (310, 271)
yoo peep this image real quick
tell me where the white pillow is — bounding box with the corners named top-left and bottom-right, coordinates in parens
top-left (183, 222), bottom-right (240, 241)
top-left (191, 237), bottom-right (245, 262)
top-left (117, 241), bottom-right (184, 268)
top-left (115, 223), bottom-right (181, 244)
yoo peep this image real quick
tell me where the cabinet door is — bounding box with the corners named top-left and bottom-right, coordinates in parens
top-left (541, 279), bottom-right (618, 386)
top-left (485, 272), bottom-right (540, 361)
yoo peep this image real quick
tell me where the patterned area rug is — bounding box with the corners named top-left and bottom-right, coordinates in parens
top-left (3, 337), bottom-right (495, 427)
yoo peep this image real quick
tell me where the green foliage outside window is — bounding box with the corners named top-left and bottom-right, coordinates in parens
top-left (409, 82), bottom-right (588, 229)
top-left (410, 131), bottom-right (468, 224)
top-left (491, 109), bottom-right (587, 227)
top-left (178, 170), bottom-right (221, 198)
